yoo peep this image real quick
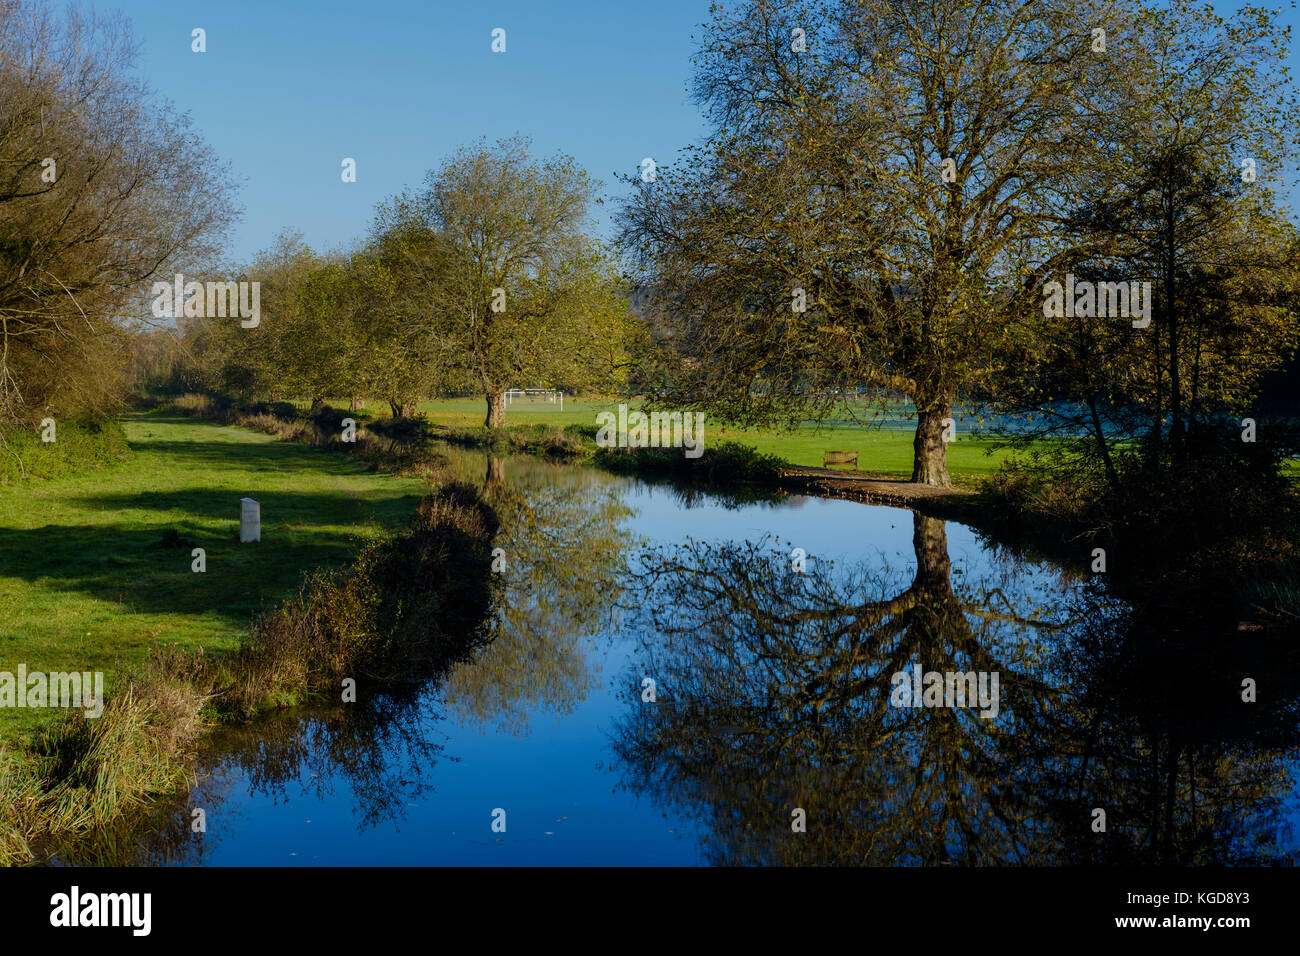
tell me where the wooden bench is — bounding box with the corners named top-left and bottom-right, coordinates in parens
top-left (822, 450), bottom-right (859, 470)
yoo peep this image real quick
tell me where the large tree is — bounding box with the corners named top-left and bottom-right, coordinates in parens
top-left (375, 136), bottom-right (634, 428)
top-left (620, 0), bottom-right (1126, 485)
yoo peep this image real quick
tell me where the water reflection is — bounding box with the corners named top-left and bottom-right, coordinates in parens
top-left (49, 686), bottom-right (446, 865)
top-left (438, 456), bottom-right (638, 734)
top-left (611, 513), bottom-right (1300, 864)
top-left (1044, 581), bottom-right (1300, 864)
top-left (611, 511), bottom-right (1066, 865)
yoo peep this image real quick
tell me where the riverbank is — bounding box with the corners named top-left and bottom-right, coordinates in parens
top-left (779, 466), bottom-right (977, 509)
top-left (179, 393), bottom-right (1023, 544)
top-left (0, 400), bottom-right (499, 865)
top-left (417, 406), bottom-right (1300, 602)
top-left (0, 410), bottom-right (434, 741)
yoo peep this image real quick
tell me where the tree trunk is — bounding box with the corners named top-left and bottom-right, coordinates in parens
top-left (1162, 737), bottom-right (1180, 860)
top-left (910, 399), bottom-right (952, 487)
top-left (1086, 394), bottom-right (1120, 491)
top-left (910, 513), bottom-right (966, 648)
top-left (485, 457), bottom-right (506, 495)
top-left (1150, 281), bottom-right (1164, 471)
top-left (484, 390), bottom-right (506, 428)
top-left (1164, 186), bottom-right (1184, 464)
top-left (911, 512), bottom-right (952, 595)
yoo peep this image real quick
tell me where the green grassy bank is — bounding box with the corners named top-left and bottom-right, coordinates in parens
top-left (0, 419), bottom-right (134, 485)
top-left (1, 404), bottom-right (497, 864)
top-left (0, 410), bottom-right (431, 743)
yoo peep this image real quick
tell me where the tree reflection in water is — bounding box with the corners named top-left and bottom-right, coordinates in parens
top-left (611, 512), bottom-right (1300, 865)
top-left (50, 464), bottom-right (1300, 866)
top-left (53, 454), bottom-right (640, 863)
top-left (438, 457), bottom-right (637, 735)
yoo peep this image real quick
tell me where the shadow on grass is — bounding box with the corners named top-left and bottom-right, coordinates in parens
top-left (119, 433), bottom-right (377, 476)
top-left (0, 487), bottom-right (423, 625)
top-left (71, 485), bottom-right (419, 525)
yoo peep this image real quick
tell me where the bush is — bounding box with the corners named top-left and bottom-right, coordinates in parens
top-left (594, 439), bottom-right (786, 484)
top-left (979, 421), bottom-right (1300, 594)
top-left (369, 414), bottom-right (434, 446)
top-left (210, 479), bottom-right (499, 718)
top-left (0, 418), bottom-right (132, 484)
top-left (436, 422), bottom-right (593, 460)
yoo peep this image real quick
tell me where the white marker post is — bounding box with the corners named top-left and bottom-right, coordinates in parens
top-left (240, 497), bottom-right (261, 543)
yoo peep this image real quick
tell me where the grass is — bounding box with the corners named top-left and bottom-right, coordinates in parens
top-left (393, 396), bottom-right (1299, 481)
top-left (0, 409), bottom-right (431, 743)
top-left (318, 395), bottom-right (1020, 481)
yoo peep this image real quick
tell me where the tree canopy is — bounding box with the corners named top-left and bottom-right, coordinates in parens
top-left (0, 1), bottom-right (235, 435)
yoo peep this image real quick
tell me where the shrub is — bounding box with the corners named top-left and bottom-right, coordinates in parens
top-left (0, 418), bottom-right (132, 484)
top-left (593, 439), bottom-right (786, 484)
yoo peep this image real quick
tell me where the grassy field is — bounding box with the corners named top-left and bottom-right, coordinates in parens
top-left (384, 396), bottom-right (1299, 479)
top-left (340, 395), bottom-right (1017, 480)
top-left (0, 410), bottom-right (430, 741)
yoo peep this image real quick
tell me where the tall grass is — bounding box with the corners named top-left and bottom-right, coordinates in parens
top-left (163, 392), bottom-right (448, 479)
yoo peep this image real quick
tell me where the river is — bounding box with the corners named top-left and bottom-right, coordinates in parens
top-left (46, 448), bottom-right (1300, 865)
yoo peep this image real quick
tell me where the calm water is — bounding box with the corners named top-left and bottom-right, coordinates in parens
top-left (52, 450), bottom-right (1300, 865)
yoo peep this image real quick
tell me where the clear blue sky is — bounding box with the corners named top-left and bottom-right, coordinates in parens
top-left (102, 0), bottom-right (1298, 264)
top-left (110, 0), bottom-right (712, 263)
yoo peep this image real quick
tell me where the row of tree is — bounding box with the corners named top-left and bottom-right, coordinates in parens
top-left (0, 2), bottom-right (637, 435)
top-left (156, 137), bottom-right (639, 426)
top-left (7, 0), bottom-right (1299, 491)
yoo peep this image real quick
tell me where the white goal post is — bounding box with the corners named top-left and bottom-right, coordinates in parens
top-left (504, 388), bottom-right (564, 410)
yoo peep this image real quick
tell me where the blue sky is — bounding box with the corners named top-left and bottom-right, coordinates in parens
top-left (111, 0), bottom-right (711, 263)
top-left (102, 0), bottom-right (1298, 264)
